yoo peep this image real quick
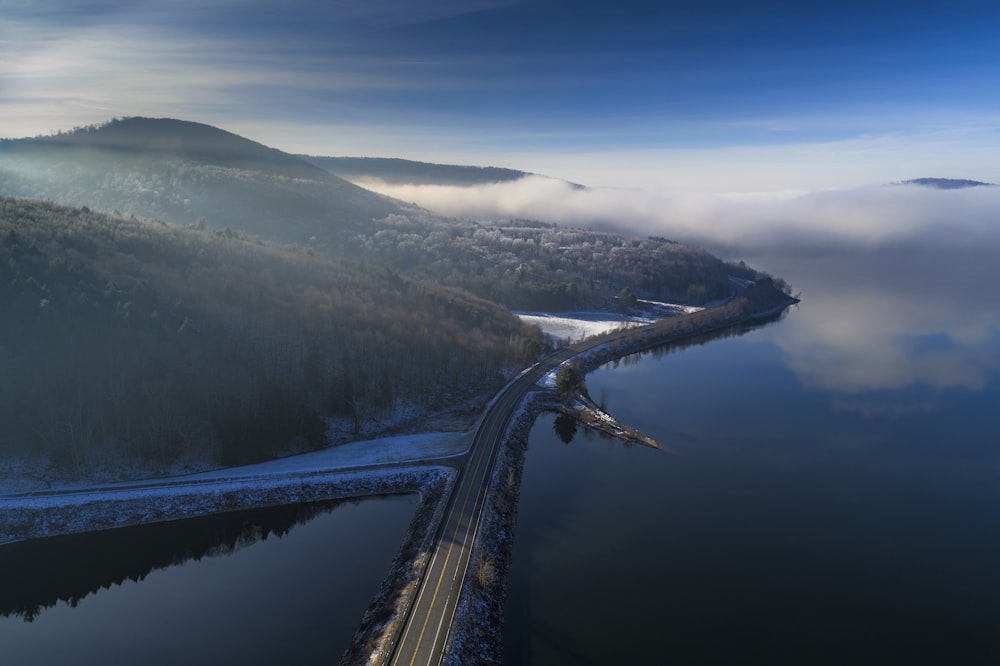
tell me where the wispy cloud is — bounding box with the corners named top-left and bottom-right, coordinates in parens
top-left (0, 17), bottom-right (458, 138)
top-left (359, 174), bottom-right (1000, 394)
top-left (4, 0), bottom-right (1000, 191)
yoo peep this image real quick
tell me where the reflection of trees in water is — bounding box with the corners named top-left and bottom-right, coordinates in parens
top-left (609, 309), bottom-right (790, 370)
top-left (0, 500), bottom-right (349, 622)
top-left (553, 414), bottom-right (578, 444)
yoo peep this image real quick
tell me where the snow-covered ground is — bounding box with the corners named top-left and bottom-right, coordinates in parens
top-left (636, 298), bottom-right (704, 316)
top-left (516, 301), bottom-right (701, 344)
top-left (522, 303), bottom-right (703, 389)
top-left (0, 431), bottom-right (471, 498)
top-left (1, 431), bottom-right (472, 544)
top-left (515, 311), bottom-right (652, 343)
top-left (181, 431), bottom-right (471, 484)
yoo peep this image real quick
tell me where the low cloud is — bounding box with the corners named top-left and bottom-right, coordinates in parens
top-left (361, 176), bottom-right (1000, 396)
top-left (362, 176), bottom-right (1000, 251)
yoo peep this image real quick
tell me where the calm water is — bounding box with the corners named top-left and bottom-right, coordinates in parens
top-left (505, 243), bottom-right (1000, 664)
top-left (0, 495), bottom-right (416, 665)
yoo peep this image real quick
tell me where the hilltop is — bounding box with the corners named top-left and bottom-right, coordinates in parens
top-left (4, 117), bottom-right (324, 179)
top-left (0, 117), bottom-right (402, 244)
top-left (893, 177), bottom-right (994, 189)
top-left (301, 155), bottom-right (535, 187)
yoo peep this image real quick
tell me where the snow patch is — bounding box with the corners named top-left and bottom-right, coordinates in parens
top-left (516, 301), bottom-right (699, 345)
top-left (0, 431), bottom-right (470, 497)
top-left (515, 311), bottom-right (647, 343)
top-left (0, 430), bottom-right (472, 544)
top-left (1, 465), bottom-right (457, 545)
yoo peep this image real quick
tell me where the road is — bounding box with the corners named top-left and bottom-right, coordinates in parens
top-left (389, 346), bottom-right (575, 666)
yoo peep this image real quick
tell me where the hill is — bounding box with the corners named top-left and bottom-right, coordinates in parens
top-left (5, 117), bottom-right (324, 179)
top-left (0, 196), bottom-right (542, 475)
top-left (894, 177), bottom-right (994, 189)
top-left (0, 118), bottom-right (736, 309)
top-left (0, 117), bottom-right (403, 245)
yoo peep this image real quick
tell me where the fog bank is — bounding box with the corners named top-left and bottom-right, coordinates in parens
top-left (362, 176), bottom-right (1000, 251)
top-left (360, 176), bottom-right (1000, 398)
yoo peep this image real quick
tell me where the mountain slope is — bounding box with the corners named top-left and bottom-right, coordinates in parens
top-left (0, 195), bottom-right (542, 472)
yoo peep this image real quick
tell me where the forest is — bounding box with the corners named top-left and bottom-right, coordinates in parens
top-left (0, 197), bottom-right (543, 473)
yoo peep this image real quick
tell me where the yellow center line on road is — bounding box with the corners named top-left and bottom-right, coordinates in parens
top-left (397, 352), bottom-right (625, 663)
top-left (407, 415), bottom-right (497, 666)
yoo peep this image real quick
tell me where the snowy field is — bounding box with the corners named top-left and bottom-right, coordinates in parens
top-left (1, 431), bottom-right (471, 544)
top-left (0, 431), bottom-right (471, 498)
top-left (516, 301), bottom-right (701, 344)
top-left (183, 431), bottom-right (470, 483)
top-left (515, 311), bottom-right (651, 343)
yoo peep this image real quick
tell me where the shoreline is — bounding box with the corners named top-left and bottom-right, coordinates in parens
top-left (0, 465), bottom-right (455, 546)
top-left (439, 295), bottom-right (798, 664)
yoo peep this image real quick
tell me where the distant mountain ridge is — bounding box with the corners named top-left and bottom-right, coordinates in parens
top-left (302, 154), bottom-right (585, 189)
top-left (893, 177), bottom-right (994, 189)
top-left (301, 155), bottom-right (532, 186)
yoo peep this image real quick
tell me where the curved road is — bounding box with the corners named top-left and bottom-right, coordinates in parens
top-left (389, 346), bottom-right (575, 666)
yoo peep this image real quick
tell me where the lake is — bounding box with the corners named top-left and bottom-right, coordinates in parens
top-left (505, 242), bottom-right (1000, 664)
top-left (0, 495), bottom-right (416, 665)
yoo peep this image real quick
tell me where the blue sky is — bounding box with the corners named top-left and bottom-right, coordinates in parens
top-left (3, 0), bottom-right (1000, 190)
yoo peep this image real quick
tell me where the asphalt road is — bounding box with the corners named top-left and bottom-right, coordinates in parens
top-left (389, 346), bottom-right (575, 666)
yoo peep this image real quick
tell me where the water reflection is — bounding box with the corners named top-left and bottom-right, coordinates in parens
top-left (0, 501), bottom-right (346, 622)
top-left (747, 244), bottom-right (1000, 396)
top-left (507, 352), bottom-right (1000, 664)
top-left (552, 414), bottom-right (578, 444)
top-left (505, 240), bottom-right (1000, 664)
top-left (0, 495), bottom-right (416, 666)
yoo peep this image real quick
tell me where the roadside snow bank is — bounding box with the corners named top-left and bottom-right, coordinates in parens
top-left (443, 391), bottom-right (558, 665)
top-left (1, 466), bottom-right (455, 545)
top-left (0, 431), bottom-right (470, 497)
top-left (182, 431), bottom-right (470, 483)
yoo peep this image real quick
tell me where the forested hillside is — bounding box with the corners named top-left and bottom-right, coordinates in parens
top-left (358, 214), bottom-right (731, 307)
top-left (1, 118), bottom-right (733, 308)
top-left (0, 197), bottom-right (543, 473)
